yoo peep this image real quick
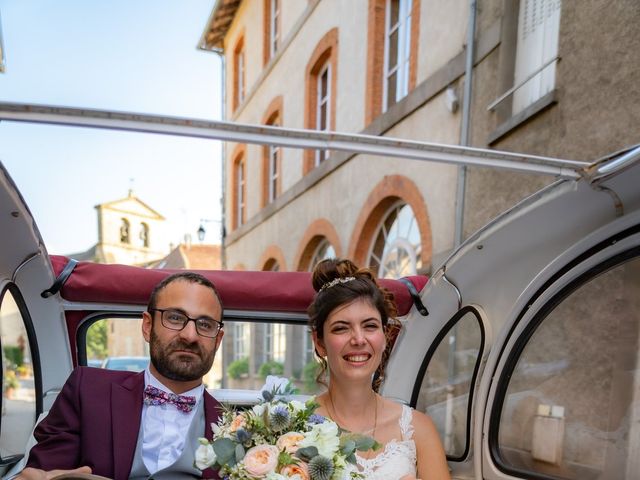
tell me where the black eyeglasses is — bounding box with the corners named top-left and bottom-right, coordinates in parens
top-left (149, 308), bottom-right (224, 338)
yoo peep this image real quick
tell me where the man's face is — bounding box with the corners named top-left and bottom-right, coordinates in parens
top-left (142, 280), bottom-right (223, 384)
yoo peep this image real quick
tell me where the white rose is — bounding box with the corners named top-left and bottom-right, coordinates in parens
top-left (265, 473), bottom-right (288, 480)
top-left (299, 420), bottom-right (340, 458)
top-left (194, 442), bottom-right (217, 470)
top-left (262, 375), bottom-right (292, 394)
top-left (252, 403), bottom-right (267, 416)
top-left (289, 399), bottom-right (305, 413)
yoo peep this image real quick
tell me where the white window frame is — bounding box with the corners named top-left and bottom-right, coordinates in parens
top-left (383, 0), bottom-right (412, 112)
top-left (232, 323), bottom-right (247, 360)
top-left (267, 119), bottom-right (280, 203)
top-left (268, 144), bottom-right (279, 202)
top-left (512, 0), bottom-right (561, 114)
top-left (269, 0), bottom-right (280, 59)
top-left (235, 160), bottom-right (245, 226)
top-left (315, 62), bottom-right (331, 166)
top-left (264, 323), bottom-right (286, 363)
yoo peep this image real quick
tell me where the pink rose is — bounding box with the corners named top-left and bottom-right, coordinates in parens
top-left (243, 444), bottom-right (280, 477)
top-left (276, 432), bottom-right (305, 453)
top-left (280, 461), bottom-right (310, 480)
top-left (229, 414), bottom-right (246, 432)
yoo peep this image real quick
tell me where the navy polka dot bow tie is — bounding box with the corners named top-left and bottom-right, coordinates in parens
top-left (143, 384), bottom-right (197, 413)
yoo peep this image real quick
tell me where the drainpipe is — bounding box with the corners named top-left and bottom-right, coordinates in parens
top-left (454, 0), bottom-right (477, 248)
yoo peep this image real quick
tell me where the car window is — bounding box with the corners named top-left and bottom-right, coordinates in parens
top-left (0, 286), bottom-right (37, 459)
top-left (82, 317), bottom-right (322, 394)
top-left (414, 307), bottom-right (484, 460)
top-left (494, 253), bottom-right (640, 479)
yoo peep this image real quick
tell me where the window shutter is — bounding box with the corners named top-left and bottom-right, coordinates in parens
top-left (513, 0), bottom-right (561, 114)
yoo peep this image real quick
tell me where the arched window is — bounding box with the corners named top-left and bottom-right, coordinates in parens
top-left (263, 0), bottom-right (280, 64)
top-left (365, 0), bottom-right (420, 123)
top-left (232, 149), bottom-right (247, 230)
top-left (233, 34), bottom-right (246, 112)
top-left (262, 97), bottom-right (283, 206)
top-left (120, 218), bottom-right (130, 244)
top-left (263, 258), bottom-right (280, 272)
top-left (304, 28), bottom-right (338, 174)
top-left (367, 201), bottom-right (422, 278)
top-left (139, 222), bottom-right (149, 248)
top-left (309, 238), bottom-right (336, 271)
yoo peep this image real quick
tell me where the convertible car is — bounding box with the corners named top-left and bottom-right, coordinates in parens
top-left (1, 143), bottom-right (639, 480)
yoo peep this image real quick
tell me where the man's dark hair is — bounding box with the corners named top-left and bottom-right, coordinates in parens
top-left (147, 272), bottom-right (224, 316)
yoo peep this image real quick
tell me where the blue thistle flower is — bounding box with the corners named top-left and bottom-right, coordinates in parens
top-left (235, 428), bottom-right (251, 443)
top-left (307, 414), bottom-right (326, 425)
top-left (269, 405), bottom-right (290, 431)
top-left (308, 455), bottom-right (334, 480)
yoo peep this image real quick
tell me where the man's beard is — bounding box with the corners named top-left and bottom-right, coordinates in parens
top-left (149, 327), bottom-right (215, 382)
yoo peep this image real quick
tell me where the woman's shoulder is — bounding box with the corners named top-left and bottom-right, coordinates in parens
top-left (409, 408), bottom-right (448, 456)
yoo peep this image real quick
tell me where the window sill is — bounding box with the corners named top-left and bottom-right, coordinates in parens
top-left (488, 90), bottom-right (558, 145)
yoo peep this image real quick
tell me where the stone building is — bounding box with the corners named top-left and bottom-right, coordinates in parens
top-left (199, 0), bottom-right (640, 385)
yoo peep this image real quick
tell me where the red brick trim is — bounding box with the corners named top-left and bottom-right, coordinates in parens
top-left (258, 244), bottom-right (288, 271)
top-left (303, 28), bottom-right (339, 174)
top-left (293, 218), bottom-right (343, 271)
top-left (261, 96), bottom-right (284, 207)
top-left (409, 0), bottom-right (420, 91)
top-left (347, 174), bottom-right (432, 268)
top-left (230, 144), bottom-right (247, 231)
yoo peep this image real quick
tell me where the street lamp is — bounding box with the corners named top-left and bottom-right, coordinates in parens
top-left (197, 218), bottom-right (221, 243)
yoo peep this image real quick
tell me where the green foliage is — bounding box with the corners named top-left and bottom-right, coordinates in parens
top-left (3, 369), bottom-right (19, 390)
top-left (227, 357), bottom-right (249, 379)
top-left (86, 320), bottom-right (108, 360)
top-left (3, 345), bottom-right (22, 367)
top-left (302, 361), bottom-right (321, 393)
top-left (258, 360), bottom-right (284, 379)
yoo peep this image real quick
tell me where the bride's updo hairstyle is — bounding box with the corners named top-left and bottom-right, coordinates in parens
top-left (308, 258), bottom-right (398, 391)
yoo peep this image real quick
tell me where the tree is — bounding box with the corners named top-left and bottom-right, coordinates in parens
top-left (86, 320), bottom-right (108, 359)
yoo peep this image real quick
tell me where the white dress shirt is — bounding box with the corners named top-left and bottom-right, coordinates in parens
top-left (141, 368), bottom-right (204, 473)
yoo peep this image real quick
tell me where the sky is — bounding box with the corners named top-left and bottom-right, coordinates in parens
top-left (0, 0), bottom-right (223, 255)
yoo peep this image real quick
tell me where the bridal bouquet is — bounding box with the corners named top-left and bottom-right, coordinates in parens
top-left (195, 377), bottom-right (379, 480)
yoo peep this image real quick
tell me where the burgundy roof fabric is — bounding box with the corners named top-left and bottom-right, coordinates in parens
top-left (50, 256), bottom-right (427, 316)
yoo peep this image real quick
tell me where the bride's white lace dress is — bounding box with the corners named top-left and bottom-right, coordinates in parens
top-left (355, 404), bottom-right (417, 479)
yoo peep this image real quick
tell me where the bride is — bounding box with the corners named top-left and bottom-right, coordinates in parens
top-left (308, 259), bottom-right (450, 480)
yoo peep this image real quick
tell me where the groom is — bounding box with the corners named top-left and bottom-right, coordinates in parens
top-left (18, 272), bottom-right (225, 480)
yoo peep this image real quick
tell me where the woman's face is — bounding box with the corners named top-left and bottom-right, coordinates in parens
top-left (314, 298), bottom-right (386, 384)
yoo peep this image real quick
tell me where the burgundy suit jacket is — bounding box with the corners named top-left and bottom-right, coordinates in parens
top-left (26, 367), bottom-right (221, 479)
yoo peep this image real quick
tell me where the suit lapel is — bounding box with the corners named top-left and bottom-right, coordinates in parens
top-left (112, 371), bottom-right (145, 480)
top-left (202, 390), bottom-right (223, 479)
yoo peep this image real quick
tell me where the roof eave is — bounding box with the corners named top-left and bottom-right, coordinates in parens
top-left (198, 0), bottom-right (242, 52)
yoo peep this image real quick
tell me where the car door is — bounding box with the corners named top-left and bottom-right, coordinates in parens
top-left (384, 149), bottom-right (640, 479)
top-left (479, 159), bottom-right (640, 480)
top-left (0, 163), bottom-right (72, 475)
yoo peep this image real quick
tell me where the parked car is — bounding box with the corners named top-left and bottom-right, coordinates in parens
top-left (100, 356), bottom-right (149, 372)
top-left (0, 144), bottom-right (639, 479)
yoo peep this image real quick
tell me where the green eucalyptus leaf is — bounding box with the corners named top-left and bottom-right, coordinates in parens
top-left (340, 439), bottom-right (356, 455)
top-left (295, 446), bottom-right (319, 462)
top-left (212, 438), bottom-right (236, 464)
top-left (354, 436), bottom-right (377, 451)
top-left (235, 443), bottom-right (246, 462)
